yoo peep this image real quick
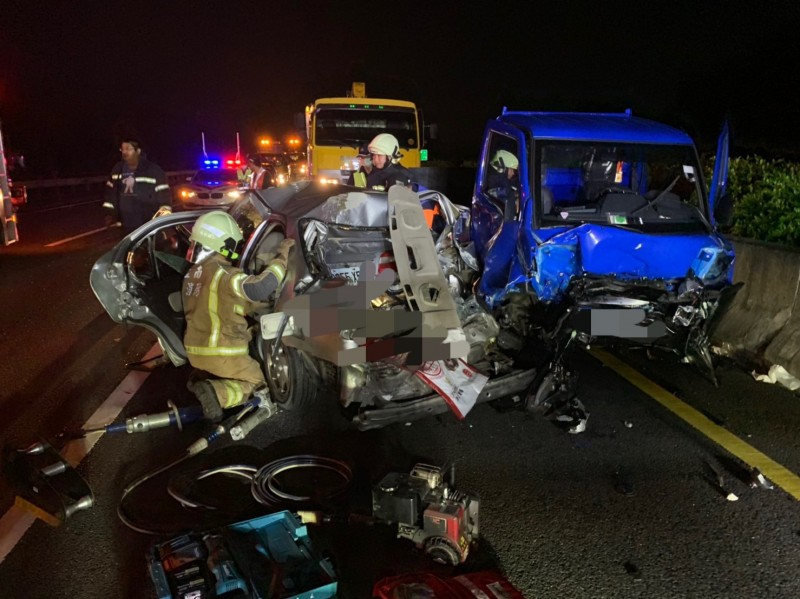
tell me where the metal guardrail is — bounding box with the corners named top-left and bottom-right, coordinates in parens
top-left (16, 171), bottom-right (195, 189)
top-left (14, 171), bottom-right (197, 210)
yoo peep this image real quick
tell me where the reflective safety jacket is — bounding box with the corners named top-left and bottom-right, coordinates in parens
top-left (182, 254), bottom-right (286, 359)
top-left (103, 158), bottom-right (171, 232)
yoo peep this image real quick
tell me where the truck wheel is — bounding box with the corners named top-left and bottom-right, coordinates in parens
top-left (263, 342), bottom-right (316, 411)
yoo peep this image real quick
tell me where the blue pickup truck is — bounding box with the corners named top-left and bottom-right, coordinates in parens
top-left (470, 109), bottom-right (735, 402)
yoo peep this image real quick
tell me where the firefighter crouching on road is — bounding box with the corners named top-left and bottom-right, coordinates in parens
top-left (182, 210), bottom-right (295, 422)
top-left (103, 138), bottom-right (171, 233)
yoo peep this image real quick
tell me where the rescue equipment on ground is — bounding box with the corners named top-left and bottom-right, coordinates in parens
top-left (373, 570), bottom-right (525, 599)
top-left (118, 395), bottom-right (281, 534)
top-left (78, 401), bottom-right (205, 437)
top-left (371, 463), bottom-right (479, 566)
top-left (4, 440), bottom-right (94, 526)
top-left (147, 510), bottom-right (337, 599)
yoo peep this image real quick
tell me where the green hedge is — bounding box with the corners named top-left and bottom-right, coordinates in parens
top-left (717, 156), bottom-right (800, 247)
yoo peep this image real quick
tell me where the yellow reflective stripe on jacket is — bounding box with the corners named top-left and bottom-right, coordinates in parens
top-left (208, 267), bottom-right (226, 347)
top-left (154, 184), bottom-right (170, 192)
top-left (222, 380), bottom-right (244, 407)
top-left (185, 345), bottom-right (249, 356)
top-left (267, 263), bottom-right (286, 282)
top-left (233, 304), bottom-right (245, 316)
top-left (136, 177), bottom-right (158, 184)
top-left (230, 273), bottom-right (249, 300)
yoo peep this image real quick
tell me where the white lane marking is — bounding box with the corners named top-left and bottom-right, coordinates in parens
top-left (44, 223), bottom-right (121, 247)
top-left (0, 342), bottom-right (161, 565)
top-left (25, 200), bottom-right (100, 215)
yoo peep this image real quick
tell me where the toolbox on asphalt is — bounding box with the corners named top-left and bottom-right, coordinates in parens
top-left (147, 510), bottom-right (337, 599)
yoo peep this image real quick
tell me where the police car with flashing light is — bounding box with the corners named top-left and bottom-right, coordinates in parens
top-left (173, 158), bottom-right (244, 211)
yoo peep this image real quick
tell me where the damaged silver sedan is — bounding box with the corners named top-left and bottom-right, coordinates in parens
top-left (91, 182), bottom-right (537, 429)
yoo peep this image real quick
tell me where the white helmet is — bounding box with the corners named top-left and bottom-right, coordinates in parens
top-left (490, 150), bottom-right (519, 172)
top-left (368, 133), bottom-right (401, 162)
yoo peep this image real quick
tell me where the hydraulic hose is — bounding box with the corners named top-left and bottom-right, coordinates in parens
top-left (118, 397), bottom-right (277, 534)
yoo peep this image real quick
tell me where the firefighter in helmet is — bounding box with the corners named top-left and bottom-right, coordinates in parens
top-left (364, 133), bottom-right (415, 191)
top-left (487, 149), bottom-right (520, 220)
top-left (182, 210), bottom-right (295, 421)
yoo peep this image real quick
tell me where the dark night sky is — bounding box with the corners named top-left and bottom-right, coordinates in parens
top-left (1, 0), bottom-right (797, 176)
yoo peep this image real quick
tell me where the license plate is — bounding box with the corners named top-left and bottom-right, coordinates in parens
top-left (329, 265), bottom-right (360, 283)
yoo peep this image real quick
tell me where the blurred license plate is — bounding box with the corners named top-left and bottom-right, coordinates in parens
top-left (329, 265), bottom-right (360, 283)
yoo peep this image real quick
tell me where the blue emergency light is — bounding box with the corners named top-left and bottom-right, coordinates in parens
top-left (203, 158), bottom-right (221, 167)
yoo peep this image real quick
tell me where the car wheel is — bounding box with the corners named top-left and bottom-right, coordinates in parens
top-left (263, 341), bottom-right (317, 411)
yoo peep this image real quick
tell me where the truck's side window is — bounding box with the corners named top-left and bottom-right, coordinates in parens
top-left (482, 133), bottom-right (520, 218)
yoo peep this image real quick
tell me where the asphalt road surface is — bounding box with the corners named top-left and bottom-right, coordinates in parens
top-left (1, 196), bottom-right (799, 598)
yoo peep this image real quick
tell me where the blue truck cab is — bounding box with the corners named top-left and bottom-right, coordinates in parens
top-left (470, 109), bottom-right (735, 382)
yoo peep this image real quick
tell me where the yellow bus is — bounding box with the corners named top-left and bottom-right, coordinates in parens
top-left (305, 82), bottom-right (423, 184)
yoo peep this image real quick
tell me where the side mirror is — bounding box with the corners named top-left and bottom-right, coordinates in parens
top-left (714, 192), bottom-right (734, 227)
top-left (426, 123), bottom-right (439, 141)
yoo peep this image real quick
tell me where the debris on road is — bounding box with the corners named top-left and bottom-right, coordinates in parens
top-left (749, 467), bottom-right (775, 490)
top-left (702, 459), bottom-right (739, 501)
top-left (551, 396), bottom-right (589, 434)
top-left (752, 364), bottom-right (800, 392)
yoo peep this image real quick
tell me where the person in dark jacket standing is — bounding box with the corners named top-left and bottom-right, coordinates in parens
top-left (364, 133), bottom-right (415, 191)
top-left (103, 138), bottom-right (171, 233)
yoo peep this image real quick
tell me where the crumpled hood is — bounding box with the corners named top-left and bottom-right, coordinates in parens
top-left (525, 224), bottom-right (731, 303)
top-left (567, 224), bottom-right (725, 279)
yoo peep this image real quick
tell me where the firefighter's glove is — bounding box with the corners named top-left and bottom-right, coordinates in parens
top-left (276, 238), bottom-right (295, 262)
top-left (242, 239), bottom-right (295, 302)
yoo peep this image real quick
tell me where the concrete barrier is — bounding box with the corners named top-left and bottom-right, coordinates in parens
top-left (711, 236), bottom-right (800, 382)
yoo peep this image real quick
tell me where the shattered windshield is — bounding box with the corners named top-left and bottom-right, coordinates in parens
top-left (538, 142), bottom-right (709, 231)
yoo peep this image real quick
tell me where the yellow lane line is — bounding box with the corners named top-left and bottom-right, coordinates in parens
top-left (591, 348), bottom-right (800, 501)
